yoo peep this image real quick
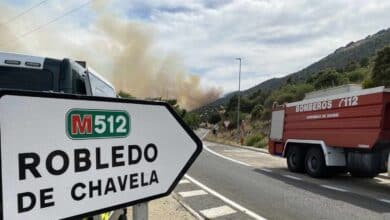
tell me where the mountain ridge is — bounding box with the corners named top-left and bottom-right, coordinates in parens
top-left (196, 28), bottom-right (390, 112)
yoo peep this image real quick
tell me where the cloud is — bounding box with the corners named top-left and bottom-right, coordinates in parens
top-left (142, 0), bottom-right (390, 93)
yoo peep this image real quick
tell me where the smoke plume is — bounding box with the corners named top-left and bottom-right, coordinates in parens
top-left (0, 1), bottom-right (222, 110)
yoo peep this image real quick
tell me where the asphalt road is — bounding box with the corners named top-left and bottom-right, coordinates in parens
top-left (179, 129), bottom-right (390, 220)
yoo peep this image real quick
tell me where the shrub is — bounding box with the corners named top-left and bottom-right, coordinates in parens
top-left (183, 112), bottom-right (200, 129)
top-left (346, 68), bottom-right (368, 83)
top-left (313, 70), bottom-right (349, 89)
top-left (251, 104), bottom-right (264, 120)
top-left (245, 134), bottom-right (267, 148)
top-left (371, 46), bottom-right (390, 87)
top-left (254, 139), bottom-right (267, 148)
top-left (208, 113), bottom-right (221, 124)
top-left (245, 134), bottom-right (263, 146)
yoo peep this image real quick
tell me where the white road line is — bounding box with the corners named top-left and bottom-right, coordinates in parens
top-left (173, 193), bottom-right (206, 220)
top-left (201, 130), bottom-right (210, 140)
top-left (204, 144), bottom-right (251, 167)
top-left (283, 175), bottom-right (302, 180)
top-left (185, 174), bottom-right (267, 220)
top-left (179, 179), bottom-right (190, 184)
top-left (259, 168), bottom-right (272, 173)
top-left (378, 198), bottom-right (390, 204)
top-left (200, 205), bottom-right (237, 219)
top-left (320, 185), bottom-right (349, 192)
top-left (223, 149), bottom-right (248, 153)
top-left (179, 190), bottom-right (208, 198)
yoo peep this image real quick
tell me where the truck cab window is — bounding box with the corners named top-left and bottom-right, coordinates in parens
top-left (0, 66), bottom-right (54, 92)
top-left (88, 72), bottom-right (116, 97)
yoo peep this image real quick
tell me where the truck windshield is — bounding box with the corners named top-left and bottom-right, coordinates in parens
top-left (0, 66), bottom-right (54, 92)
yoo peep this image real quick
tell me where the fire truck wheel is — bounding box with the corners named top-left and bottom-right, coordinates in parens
top-left (305, 147), bottom-right (328, 178)
top-left (286, 145), bottom-right (305, 173)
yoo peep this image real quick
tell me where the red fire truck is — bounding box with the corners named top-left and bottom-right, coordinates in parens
top-left (268, 84), bottom-right (390, 178)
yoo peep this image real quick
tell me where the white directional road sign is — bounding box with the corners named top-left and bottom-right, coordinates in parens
top-left (0, 91), bottom-right (202, 220)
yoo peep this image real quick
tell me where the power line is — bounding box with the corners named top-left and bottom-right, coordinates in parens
top-left (0, 0), bottom-right (93, 49)
top-left (0, 0), bottom-right (49, 26)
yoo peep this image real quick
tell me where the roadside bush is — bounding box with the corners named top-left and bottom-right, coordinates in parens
top-left (254, 138), bottom-right (267, 148)
top-left (245, 134), bottom-right (263, 146)
top-left (362, 77), bottom-right (375, 88)
top-left (346, 68), bottom-right (368, 83)
top-left (245, 134), bottom-right (267, 148)
top-left (183, 112), bottom-right (200, 129)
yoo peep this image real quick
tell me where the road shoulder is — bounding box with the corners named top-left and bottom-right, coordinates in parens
top-left (126, 194), bottom-right (196, 220)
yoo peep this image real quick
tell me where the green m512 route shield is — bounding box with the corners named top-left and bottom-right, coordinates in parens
top-left (0, 90), bottom-right (202, 220)
top-left (66, 109), bottom-right (130, 139)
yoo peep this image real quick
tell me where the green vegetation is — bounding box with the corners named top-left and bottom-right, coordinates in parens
top-left (245, 134), bottom-right (267, 148)
top-left (208, 112), bottom-right (222, 124)
top-left (250, 104), bottom-right (264, 120)
top-left (118, 90), bottom-right (134, 99)
top-left (371, 46), bottom-right (390, 87)
top-left (182, 112), bottom-right (201, 130)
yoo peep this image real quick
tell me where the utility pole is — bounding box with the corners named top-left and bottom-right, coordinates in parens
top-left (236, 58), bottom-right (242, 144)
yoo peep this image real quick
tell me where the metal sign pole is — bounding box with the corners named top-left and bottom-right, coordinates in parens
top-left (133, 202), bottom-right (148, 220)
top-left (388, 153), bottom-right (390, 176)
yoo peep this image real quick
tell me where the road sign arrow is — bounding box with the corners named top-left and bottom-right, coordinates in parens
top-left (0, 90), bottom-right (202, 220)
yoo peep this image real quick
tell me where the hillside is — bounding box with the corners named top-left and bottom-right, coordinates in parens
top-left (196, 28), bottom-right (390, 112)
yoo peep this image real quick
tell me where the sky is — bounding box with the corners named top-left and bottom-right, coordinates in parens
top-left (1, 0), bottom-right (390, 95)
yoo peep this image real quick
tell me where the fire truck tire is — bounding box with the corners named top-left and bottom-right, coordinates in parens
top-left (286, 145), bottom-right (305, 173)
top-left (305, 147), bottom-right (328, 178)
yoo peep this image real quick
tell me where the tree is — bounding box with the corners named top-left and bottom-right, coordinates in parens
top-left (346, 68), bottom-right (368, 83)
top-left (208, 113), bottom-right (221, 124)
top-left (226, 95), bottom-right (254, 113)
top-left (226, 95), bottom-right (238, 112)
top-left (240, 97), bottom-right (255, 113)
top-left (371, 46), bottom-right (390, 87)
top-left (359, 57), bottom-right (369, 67)
top-left (118, 90), bottom-right (134, 99)
top-left (286, 76), bottom-right (293, 84)
top-left (264, 83), bottom-right (314, 108)
top-left (251, 104), bottom-right (264, 120)
top-left (344, 61), bottom-right (358, 72)
top-left (183, 112), bottom-right (201, 129)
top-left (313, 69), bottom-right (349, 89)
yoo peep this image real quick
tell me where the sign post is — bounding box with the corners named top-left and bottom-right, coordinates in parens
top-left (0, 91), bottom-right (202, 220)
top-left (133, 202), bottom-right (148, 220)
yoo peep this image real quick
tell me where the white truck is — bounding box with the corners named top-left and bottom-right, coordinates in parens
top-left (0, 51), bottom-right (125, 220)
